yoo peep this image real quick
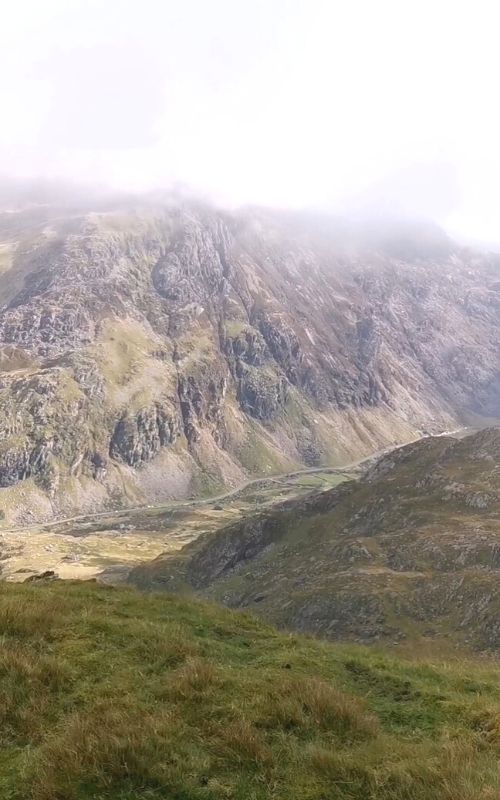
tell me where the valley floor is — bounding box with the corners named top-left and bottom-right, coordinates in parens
top-left (0, 467), bottom-right (352, 583)
top-left (0, 426), bottom-right (477, 583)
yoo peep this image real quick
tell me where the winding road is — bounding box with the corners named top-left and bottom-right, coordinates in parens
top-left (0, 426), bottom-right (470, 536)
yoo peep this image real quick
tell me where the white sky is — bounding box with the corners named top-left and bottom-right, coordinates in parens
top-left (1, 0), bottom-right (500, 241)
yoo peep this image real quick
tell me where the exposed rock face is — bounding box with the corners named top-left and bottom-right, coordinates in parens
top-left (185, 515), bottom-right (287, 589)
top-left (0, 196), bottom-right (498, 521)
top-left (237, 366), bottom-right (288, 420)
top-left (224, 327), bottom-right (267, 367)
top-left (177, 371), bottom-right (227, 445)
top-left (130, 428), bottom-right (500, 651)
top-left (109, 403), bottom-right (180, 466)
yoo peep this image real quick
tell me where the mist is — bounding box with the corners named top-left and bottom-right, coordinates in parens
top-left (1, 0), bottom-right (500, 243)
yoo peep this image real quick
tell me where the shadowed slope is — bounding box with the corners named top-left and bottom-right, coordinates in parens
top-left (130, 428), bottom-right (500, 650)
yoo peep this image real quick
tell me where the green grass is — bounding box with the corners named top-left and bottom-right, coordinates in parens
top-left (224, 319), bottom-right (249, 338)
top-left (288, 471), bottom-right (349, 489)
top-left (235, 427), bottom-right (295, 474)
top-left (0, 582), bottom-right (499, 798)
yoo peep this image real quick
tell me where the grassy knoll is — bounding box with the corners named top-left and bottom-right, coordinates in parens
top-left (0, 581), bottom-right (499, 798)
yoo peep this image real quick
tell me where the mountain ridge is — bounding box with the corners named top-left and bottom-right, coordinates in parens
top-left (0, 196), bottom-right (499, 523)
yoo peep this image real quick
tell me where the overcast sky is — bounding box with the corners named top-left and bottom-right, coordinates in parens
top-left (1, 0), bottom-right (499, 241)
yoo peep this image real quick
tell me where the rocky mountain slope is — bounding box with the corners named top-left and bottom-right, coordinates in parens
top-left (0, 192), bottom-right (499, 522)
top-left (130, 427), bottom-right (500, 652)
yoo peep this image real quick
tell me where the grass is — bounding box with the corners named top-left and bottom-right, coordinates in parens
top-left (224, 319), bottom-right (249, 338)
top-left (91, 318), bottom-right (168, 389)
top-left (0, 582), bottom-right (498, 798)
top-left (235, 426), bottom-right (295, 474)
top-left (143, 428), bottom-right (500, 650)
top-left (288, 471), bottom-right (348, 489)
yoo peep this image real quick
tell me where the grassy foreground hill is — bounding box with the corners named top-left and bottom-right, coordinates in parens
top-left (1, 581), bottom-right (500, 798)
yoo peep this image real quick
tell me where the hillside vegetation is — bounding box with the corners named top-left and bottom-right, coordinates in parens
top-left (1, 580), bottom-right (500, 798)
top-left (130, 428), bottom-right (500, 650)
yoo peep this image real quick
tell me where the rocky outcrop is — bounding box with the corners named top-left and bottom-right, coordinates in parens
top-left (109, 404), bottom-right (180, 466)
top-left (237, 365), bottom-right (288, 420)
top-left (223, 325), bottom-right (267, 367)
top-left (187, 515), bottom-right (285, 588)
top-left (177, 372), bottom-right (227, 446)
top-left (0, 443), bottom-right (34, 487)
top-left (256, 313), bottom-right (303, 385)
top-left (0, 299), bottom-right (96, 354)
top-left (0, 368), bottom-right (100, 494)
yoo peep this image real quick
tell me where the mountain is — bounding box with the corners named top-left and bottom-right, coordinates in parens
top-left (130, 427), bottom-right (500, 652)
top-left (2, 579), bottom-right (500, 800)
top-left (0, 193), bottom-right (499, 523)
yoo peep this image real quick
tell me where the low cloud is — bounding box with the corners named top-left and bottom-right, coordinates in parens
top-left (1, 0), bottom-right (499, 242)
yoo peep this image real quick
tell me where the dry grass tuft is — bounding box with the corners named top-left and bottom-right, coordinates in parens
top-left (471, 708), bottom-right (500, 743)
top-left (0, 590), bottom-right (66, 638)
top-left (28, 703), bottom-right (184, 800)
top-left (308, 738), bottom-right (500, 800)
top-left (166, 656), bottom-right (221, 699)
top-left (0, 647), bottom-right (72, 744)
top-left (261, 676), bottom-right (379, 740)
top-left (216, 718), bottom-right (274, 767)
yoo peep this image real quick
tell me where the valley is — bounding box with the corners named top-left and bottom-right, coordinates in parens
top-left (0, 427), bottom-right (471, 583)
top-left (0, 464), bottom-right (353, 582)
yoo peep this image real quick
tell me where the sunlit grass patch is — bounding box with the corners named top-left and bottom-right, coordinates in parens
top-left (0, 581), bottom-right (497, 798)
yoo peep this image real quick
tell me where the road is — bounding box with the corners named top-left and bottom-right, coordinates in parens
top-left (0, 427), bottom-right (470, 536)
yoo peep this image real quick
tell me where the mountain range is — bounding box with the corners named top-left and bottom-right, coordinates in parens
top-left (0, 194), bottom-right (499, 524)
